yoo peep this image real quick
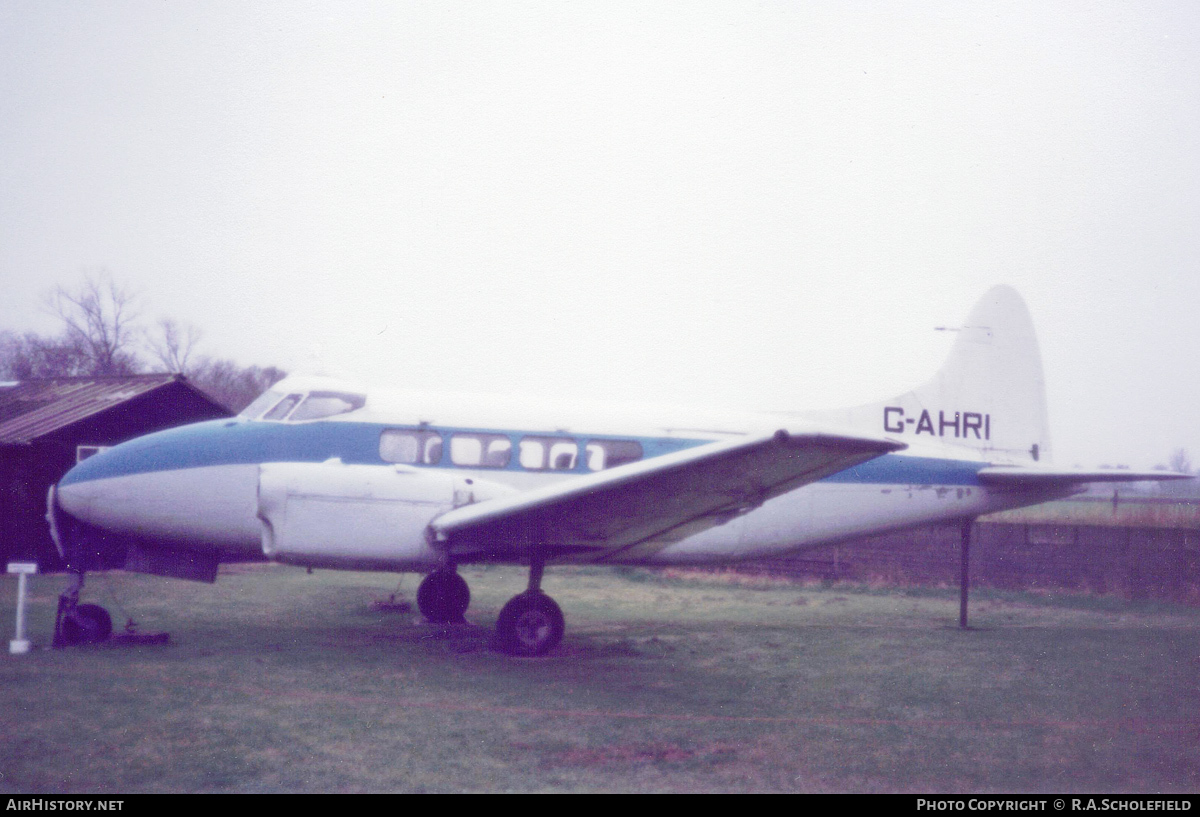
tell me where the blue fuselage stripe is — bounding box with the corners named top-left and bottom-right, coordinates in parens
top-left (59, 419), bottom-right (985, 487)
top-left (820, 456), bottom-right (983, 486)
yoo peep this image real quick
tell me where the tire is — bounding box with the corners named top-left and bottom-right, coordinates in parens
top-left (495, 592), bottom-right (564, 656)
top-left (416, 571), bottom-right (470, 623)
top-left (61, 603), bottom-right (113, 645)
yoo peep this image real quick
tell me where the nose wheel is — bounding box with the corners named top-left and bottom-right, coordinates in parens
top-left (416, 569), bottom-right (471, 623)
top-left (60, 603), bottom-right (113, 645)
top-left (53, 571), bottom-right (113, 647)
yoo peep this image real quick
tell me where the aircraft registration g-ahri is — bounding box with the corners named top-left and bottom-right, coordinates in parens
top-left (48, 286), bottom-right (1187, 655)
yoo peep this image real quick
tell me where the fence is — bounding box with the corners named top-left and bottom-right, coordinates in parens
top-left (749, 498), bottom-right (1200, 604)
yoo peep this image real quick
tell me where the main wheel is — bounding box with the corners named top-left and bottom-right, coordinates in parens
top-left (416, 570), bottom-right (470, 623)
top-left (61, 603), bottom-right (113, 645)
top-left (495, 592), bottom-right (564, 656)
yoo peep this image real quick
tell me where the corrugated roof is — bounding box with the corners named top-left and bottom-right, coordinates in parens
top-left (0, 374), bottom-right (192, 444)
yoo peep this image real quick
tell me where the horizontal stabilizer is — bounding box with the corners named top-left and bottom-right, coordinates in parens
top-left (978, 466), bottom-right (1194, 487)
top-left (430, 428), bottom-right (905, 562)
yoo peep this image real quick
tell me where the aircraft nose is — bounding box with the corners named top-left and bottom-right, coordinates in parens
top-left (56, 437), bottom-right (156, 527)
top-left (54, 419), bottom-right (265, 548)
top-left (56, 420), bottom-right (215, 527)
top-left (58, 417), bottom-right (233, 494)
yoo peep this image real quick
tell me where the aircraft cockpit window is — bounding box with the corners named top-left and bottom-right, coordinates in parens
top-left (240, 390), bottom-right (286, 419)
top-left (380, 429), bottom-right (443, 465)
top-left (288, 391), bottom-right (367, 422)
top-left (585, 439), bottom-right (643, 471)
top-left (262, 393), bottom-right (303, 421)
top-left (450, 433), bottom-right (512, 468)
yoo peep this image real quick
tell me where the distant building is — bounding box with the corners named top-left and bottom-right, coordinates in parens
top-left (0, 375), bottom-right (231, 570)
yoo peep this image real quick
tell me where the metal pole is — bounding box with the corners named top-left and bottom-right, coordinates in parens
top-left (959, 519), bottom-right (972, 629)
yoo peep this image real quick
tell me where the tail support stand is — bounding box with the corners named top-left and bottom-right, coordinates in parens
top-left (959, 518), bottom-right (974, 630)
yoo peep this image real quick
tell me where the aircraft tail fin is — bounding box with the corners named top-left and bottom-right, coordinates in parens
top-left (804, 285), bottom-right (1051, 464)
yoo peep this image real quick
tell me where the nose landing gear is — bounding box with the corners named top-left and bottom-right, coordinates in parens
top-left (53, 573), bottom-right (113, 647)
top-left (47, 490), bottom-right (114, 647)
top-left (60, 603), bottom-right (113, 645)
top-left (416, 569), bottom-right (471, 624)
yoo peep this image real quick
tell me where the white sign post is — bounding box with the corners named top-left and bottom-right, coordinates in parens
top-left (8, 562), bottom-right (37, 654)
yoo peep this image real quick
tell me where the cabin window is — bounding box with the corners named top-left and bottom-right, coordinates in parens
top-left (585, 439), bottom-right (643, 471)
top-left (380, 429), bottom-right (443, 465)
top-left (289, 391), bottom-right (366, 422)
top-left (450, 433), bottom-right (512, 468)
top-left (519, 437), bottom-right (579, 470)
top-left (262, 393), bottom-right (303, 421)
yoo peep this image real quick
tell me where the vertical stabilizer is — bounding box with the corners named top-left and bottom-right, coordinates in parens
top-left (806, 286), bottom-right (1051, 464)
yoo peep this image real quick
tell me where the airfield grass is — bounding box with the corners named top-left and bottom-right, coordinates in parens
top-left (1, 564), bottom-right (1198, 793)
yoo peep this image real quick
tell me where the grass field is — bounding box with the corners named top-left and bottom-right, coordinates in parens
top-left (1, 563), bottom-right (1197, 793)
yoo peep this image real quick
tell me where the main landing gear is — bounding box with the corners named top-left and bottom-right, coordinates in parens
top-left (416, 556), bottom-right (565, 657)
top-left (495, 555), bottom-right (564, 657)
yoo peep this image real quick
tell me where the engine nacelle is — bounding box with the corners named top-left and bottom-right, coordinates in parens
top-left (257, 460), bottom-right (515, 570)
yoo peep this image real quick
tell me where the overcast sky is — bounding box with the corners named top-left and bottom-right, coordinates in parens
top-left (1, 2), bottom-right (1197, 468)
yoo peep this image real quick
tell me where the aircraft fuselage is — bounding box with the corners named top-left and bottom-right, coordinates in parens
top-left (56, 406), bottom-right (1062, 572)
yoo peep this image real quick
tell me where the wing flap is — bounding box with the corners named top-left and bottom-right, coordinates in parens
top-left (430, 429), bottom-right (904, 562)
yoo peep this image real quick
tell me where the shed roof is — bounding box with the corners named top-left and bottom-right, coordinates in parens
top-left (0, 374), bottom-right (226, 444)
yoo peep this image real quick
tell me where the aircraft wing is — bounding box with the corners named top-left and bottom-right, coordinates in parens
top-left (978, 466), bottom-right (1194, 487)
top-left (429, 429), bottom-right (905, 562)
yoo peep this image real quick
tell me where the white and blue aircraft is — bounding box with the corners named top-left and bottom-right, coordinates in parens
top-left (47, 286), bottom-right (1185, 654)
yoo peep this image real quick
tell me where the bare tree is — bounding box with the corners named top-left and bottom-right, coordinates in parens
top-left (4, 271), bottom-right (287, 406)
top-left (1151, 448), bottom-right (1199, 498)
top-left (1168, 448), bottom-right (1193, 475)
top-left (146, 318), bottom-right (203, 374)
top-left (0, 331), bottom-right (90, 378)
top-left (187, 358), bottom-right (287, 412)
top-left (146, 319), bottom-right (287, 411)
top-left (45, 271), bottom-right (142, 375)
